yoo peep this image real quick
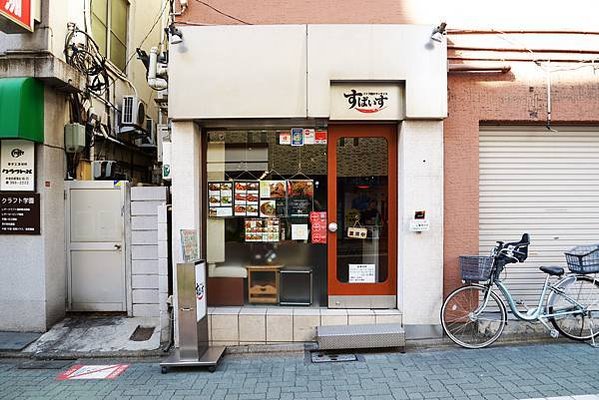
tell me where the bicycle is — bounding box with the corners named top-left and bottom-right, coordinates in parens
top-left (441, 233), bottom-right (599, 349)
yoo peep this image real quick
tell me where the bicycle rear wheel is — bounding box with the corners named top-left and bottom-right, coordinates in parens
top-left (548, 275), bottom-right (599, 341)
top-left (441, 284), bottom-right (507, 349)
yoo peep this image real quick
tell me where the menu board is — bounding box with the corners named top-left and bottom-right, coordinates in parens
top-left (208, 181), bottom-right (233, 218)
top-left (244, 218), bottom-right (280, 242)
top-left (288, 179), bottom-right (314, 217)
top-left (234, 181), bottom-right (259, 217)
top-left (259, 180), bottom-right (287, 217)
top-left (310, 211), bottom-right (327, 244)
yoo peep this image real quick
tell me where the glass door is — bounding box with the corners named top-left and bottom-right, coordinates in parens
top-left (327, 125), bottom-right (397, 308)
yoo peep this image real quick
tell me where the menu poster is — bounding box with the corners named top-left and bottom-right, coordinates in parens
top-left (180, 229), bottom-right (199, 262)
top-left (309, 211), bottom-right (327, 244)
top-left (288, 179), bottom-right (314, 217)
top-left (315, 130), bottom-right (328, 145)
top-left (260, 180), bottom-right (287, 217)
top-left (291, 128), bottom-right (304, 147)
top-left (279, 131), bottom-right (291, 145)
top-left (208, 181), bottom-right (233, 218)
top-left (303, 129), bottom-right (315, 145)
top-left (234, 181), bottom-right (259, 217)
top-left (244, 218), bottom-right (280, 243)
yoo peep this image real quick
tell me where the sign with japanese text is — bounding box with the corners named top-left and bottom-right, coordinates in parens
top-left (330, 83), bottom-right (404, 121)
top-left (0, 0), bottom-right (34, 32)
top-left (1, 140), bottom-right (35, 191)
top-left (349, 263), bottom-right (376, 283)
top-left (0, 192), bottom-right (40, 235)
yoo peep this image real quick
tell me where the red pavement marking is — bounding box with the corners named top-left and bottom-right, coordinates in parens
top-left (56, 364), bottom-right (129, 381)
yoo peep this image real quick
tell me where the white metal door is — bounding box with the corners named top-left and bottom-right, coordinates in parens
top-left (480, 127), bottom-right (599, 305)
top-left (67, 181), bottom-right (129, 312)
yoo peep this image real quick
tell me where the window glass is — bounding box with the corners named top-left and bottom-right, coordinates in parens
top-left (206, 130), bottom-right (328, 307)
top-left (91, 0), bottom-right (128, 71)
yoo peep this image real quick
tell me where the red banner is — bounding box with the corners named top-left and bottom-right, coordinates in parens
top-left (0, 0), bottom-right (33, 32)
top-left (309, 211), bottom-right (327, 244)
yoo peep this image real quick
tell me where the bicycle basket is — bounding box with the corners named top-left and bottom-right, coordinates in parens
top-left (564, 244), bottom-right (599, 274)
top-left (460, 256), bottom-right (493, 282)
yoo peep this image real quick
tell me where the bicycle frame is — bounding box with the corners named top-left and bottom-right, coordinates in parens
top-left (477, 275), bottom-right (588, 322)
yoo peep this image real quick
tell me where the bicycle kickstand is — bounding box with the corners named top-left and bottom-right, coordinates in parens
top-left (590, 319), bottom-right (599, 348)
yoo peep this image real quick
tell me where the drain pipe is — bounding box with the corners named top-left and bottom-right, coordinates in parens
top-left (544, 63), bottom-right (559, 133)
top-left (148, 47), bottom-right (168, 91)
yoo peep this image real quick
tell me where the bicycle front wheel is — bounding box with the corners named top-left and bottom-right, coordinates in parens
top-left (441, 284), bottom-right (507, 349)
top-left (548, 275), bottom-right (599, 341)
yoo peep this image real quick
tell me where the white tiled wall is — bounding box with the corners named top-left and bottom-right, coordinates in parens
top-left (130, 187), bottom-right (167, 325)
top-left (208, 307), bottom-right (402, 345)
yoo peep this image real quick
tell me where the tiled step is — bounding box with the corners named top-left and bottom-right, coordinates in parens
top-left (317, 323), bottom-right (405, 350)
top-left (208, 307), bottom-right (402, 345)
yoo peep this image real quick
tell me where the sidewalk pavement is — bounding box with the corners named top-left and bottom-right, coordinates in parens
top-left (0, 342), bottom-right (598, 399)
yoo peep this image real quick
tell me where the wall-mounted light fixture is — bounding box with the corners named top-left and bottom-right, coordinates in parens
top-left (431, 22), bottom-right (447, 42)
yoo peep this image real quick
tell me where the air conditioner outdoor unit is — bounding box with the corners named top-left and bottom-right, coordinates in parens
top-left (135, 118), bottom-right (157, 148)
top-left (121, 96), bottom-right (147, 129)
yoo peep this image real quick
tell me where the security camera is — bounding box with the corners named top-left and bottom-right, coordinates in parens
top-left (169, 25), bottom-right (183, 45)
top-left (431, 22), bottom-right (447, 42)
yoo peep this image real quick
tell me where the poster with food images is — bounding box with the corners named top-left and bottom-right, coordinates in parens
top-left (234, 180), bottom-right (259, 217)
top-left (208, 181), bottom-right (233, 218)
top-left (244, 218), bottom-right (280, 242)
top-left (260, 180), bottom-right (287, 216)
top-left (287, 179), bottom-right (314, 217)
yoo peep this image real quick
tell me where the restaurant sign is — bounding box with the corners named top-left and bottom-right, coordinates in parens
top-left (0, 0), bottom-right (34, 33)
top-left (330, 82), bottom-right (404, 121)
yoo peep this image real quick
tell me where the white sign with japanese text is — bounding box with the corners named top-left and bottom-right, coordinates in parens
top-left (1, 140), bottom-right (35, 192)
top-left (330, 83), bottom-right (404, 121)
top-left (348, 263), bottom-right (376, 283)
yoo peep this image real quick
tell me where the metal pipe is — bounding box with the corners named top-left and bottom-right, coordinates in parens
top-left (448, 56), bottom-right (594, 63)
top-left (148, 47), bottom-right (168, 90)
top-left (449, 46), bottom-right (599, 55)
top-left (449, 64), bottom-right (511, 73)
top-left (448, 29), bottom-right (599, 36)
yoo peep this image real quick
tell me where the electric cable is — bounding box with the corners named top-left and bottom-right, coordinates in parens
top-left (193, 0), bottom-right (251, 25)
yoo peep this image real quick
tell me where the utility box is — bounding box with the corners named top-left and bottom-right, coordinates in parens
top-left (64, 123), bottom-right (86, 153)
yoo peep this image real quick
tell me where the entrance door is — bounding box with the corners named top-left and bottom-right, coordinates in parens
top-left (67, 181), bottom-right (129, 312)
top-left (327, 125), bottom-right (397, 308)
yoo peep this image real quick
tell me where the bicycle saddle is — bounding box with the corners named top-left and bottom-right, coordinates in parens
top-left (539, 266), bottom-right (564, 276)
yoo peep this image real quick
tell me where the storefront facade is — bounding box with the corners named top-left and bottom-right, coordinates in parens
top-left (169, 24), bottom-right (447, 343)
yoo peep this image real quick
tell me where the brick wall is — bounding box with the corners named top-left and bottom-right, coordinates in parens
top-left (444, 62), bottom-right (599, 296)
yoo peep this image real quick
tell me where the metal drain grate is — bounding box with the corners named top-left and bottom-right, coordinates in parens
top-left (129, 325), bottom-right (155, 342)
top-left (311, 351), bottom-right (358, 363)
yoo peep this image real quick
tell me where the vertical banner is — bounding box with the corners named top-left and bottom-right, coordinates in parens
top-left (195, 262), bottom-right (207, 321)
top-left (0, 140), bottom-right (35, 191)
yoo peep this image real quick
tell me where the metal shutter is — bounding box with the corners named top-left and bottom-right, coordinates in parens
top-left (479, 127), bottom-right (599, 306)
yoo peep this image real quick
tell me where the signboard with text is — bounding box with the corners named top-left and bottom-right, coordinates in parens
top-left (1, 140), bottom-right (35, 191)
top-left (0, 0), bottom-right (34, 33)
top-left (330, 83), bottom-right (404, 121)
top-left (0, 192), bottom-right (40, 235)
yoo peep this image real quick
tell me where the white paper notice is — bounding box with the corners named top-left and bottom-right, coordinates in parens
top-left (349, 264), bottom-right (376, 283)
top-left (291, 224), bottom-right (309, 241)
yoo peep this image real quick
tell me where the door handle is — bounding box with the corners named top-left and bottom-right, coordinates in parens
top-left (328, 222), bottom-right (338, 233)
top-left (114, 244), bottom-right (122, 250)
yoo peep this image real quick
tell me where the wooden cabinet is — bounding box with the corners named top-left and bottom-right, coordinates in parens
top-left (247, 265), bottom-right (281, 304)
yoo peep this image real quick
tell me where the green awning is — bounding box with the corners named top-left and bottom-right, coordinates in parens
top-left (0, 78), bottom-right (44, 143)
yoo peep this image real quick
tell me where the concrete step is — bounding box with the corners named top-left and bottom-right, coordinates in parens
top-left (316, 323), bottom-right (405, 350)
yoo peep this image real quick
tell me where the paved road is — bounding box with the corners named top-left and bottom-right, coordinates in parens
top-left (1, 343), bottom-right (599, 399)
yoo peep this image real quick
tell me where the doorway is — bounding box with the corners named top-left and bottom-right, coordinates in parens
top-left (66, 181), bottom-right (129, 312)
top-left (327, 124), bottom-right (398, 308)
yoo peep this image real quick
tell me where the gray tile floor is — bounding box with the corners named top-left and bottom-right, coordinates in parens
top-left (1, 342), bottom-right (599, 399)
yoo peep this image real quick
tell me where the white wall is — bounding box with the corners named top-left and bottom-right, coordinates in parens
top-left (398, 120), bottom-right (444, 337)
top-left (170, 121), bottom-right (202, 344)
top-left (0, 87), bottom-right (68, 332)
top-left (169, 24), bottom-right (447, 120)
